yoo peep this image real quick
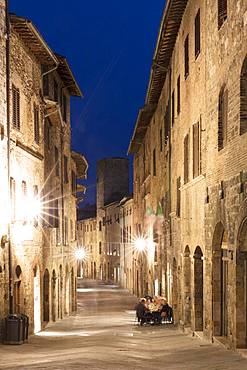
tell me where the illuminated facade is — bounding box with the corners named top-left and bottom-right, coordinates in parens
top-left (0, 5), bottom-right (87, 336)
top-left (129, 0), bottom-right (247, 350)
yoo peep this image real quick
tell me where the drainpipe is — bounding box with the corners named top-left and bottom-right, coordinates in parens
top-left (5, 0), bottom-right (14, 315)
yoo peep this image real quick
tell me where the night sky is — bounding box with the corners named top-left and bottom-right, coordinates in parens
top-left (10, 0), bottom-right (165, 204)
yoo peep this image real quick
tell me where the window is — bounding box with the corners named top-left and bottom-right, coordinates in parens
top-left (70, 219), bottom-right (73, 240)
top-left (176, 177), bottom-right (181, 217)
top-left (64, 216), bottom-right (68, 245)
top-left (195, 9), bottom-right (201, 58)
top-left (10, 177), bottom-right (16, 221)
top-left (193, 122), bottom-right (200, 178)
top-left (44, 118), bottom-right (51, 149)
top-left (34, 104), bottom-right (40, 144)
top-left (218, 0), bottom-right (227, 29)
top-left (171, 90), bottom-right (175, 126)
top-left (62, 94), bottom-right (67, 122)
top-left (55, 146), bottom-right (59, 176)
top-left (22, 181), bottom-right (27, 224)
top-left (184, 35), bottom-right (189, 79)
top-left (64, 155), bottom-right (68, 183)
top-left (12, 85), bottom-right (20, 129)
top-left (42, 65), bottom-right (49, 96)
top-left (99, 241), bottom-right (102, 255)
top-left (33, 185), bottom-right (39, 227)
top-left (177, 75), bottom-right (180, 115)
top-left (53, 79), bottom-right (58, 102)
top-left (160, 128), bottom-right (163, 151)
top-left (153, 149), bottom-right (156, 176)
top-left (218, 86), bottom-right (228, 150)
top-left (53, 199), bottom-right (59, 228)
top-left (71, 170), bottom-right (76, 195)
top-left (99, 221), bottom-right (102, 231)
top-left (184, 134), bottom-right (189, 184)
top-left (240, 56), bottom-right (247, 135)
top-left (164, 100), bottom-right (170, 144)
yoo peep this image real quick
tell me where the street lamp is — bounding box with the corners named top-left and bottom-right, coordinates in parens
top-left (133, 237), bottom-right (147, 252)
top-left (74, 247), bottom-right (88, 278)
top-left (74, 247), bottom-right (87, 261)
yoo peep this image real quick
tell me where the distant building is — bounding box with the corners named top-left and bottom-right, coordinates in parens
top-left (77, 158), bottom-right (131, 283)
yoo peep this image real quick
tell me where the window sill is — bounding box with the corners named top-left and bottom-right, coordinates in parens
top-left (180, 174), bottom-right (205, 191)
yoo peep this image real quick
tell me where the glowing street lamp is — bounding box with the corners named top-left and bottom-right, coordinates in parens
top-left (74, 247), bottom-right (87, 261)
top-left (133, 237), bottom-right (147, 253)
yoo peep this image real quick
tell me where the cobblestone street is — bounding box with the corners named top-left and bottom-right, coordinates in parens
top-left (0, 280), bottom-right (247, 370)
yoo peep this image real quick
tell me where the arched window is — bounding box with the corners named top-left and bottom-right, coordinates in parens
top-left (240, 56), bottom-right (247, 135)
top-left (218, 86), bottom-right (228, 151)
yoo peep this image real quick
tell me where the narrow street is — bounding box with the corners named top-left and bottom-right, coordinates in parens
top-left (0, 281), bottom-right (247, 370)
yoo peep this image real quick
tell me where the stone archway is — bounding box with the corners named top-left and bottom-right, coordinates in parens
top-left (236, 217), bottom-right (247, 348)
top-left (58, 265), bottom-right (63, 319)
top-left (71, 268), bottom-right (76, 312)
top-left (212, 222), bottom-right (228, 337)
top-left (65, 266), bottom-right (70, 315)
top-left (51, 269), bottom-right (56, 322)
top-left (33, 265), bottom-right (41, 333)
top-left (14, 265), bottom-right (22, 314)
top-left (183, 246), bottom-right (191, 325)
top-left (194, 246), bottom-right (203, 331)
top-left (172, 258), bottom-right (178, 322)
top-left (43, 269), bottom-right (50, 322)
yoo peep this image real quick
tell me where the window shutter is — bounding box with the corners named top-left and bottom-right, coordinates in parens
top-left (164, 100), bottom-right (170, 144)
top-left (184, 134), bottom-right (189, 184)
top-left (177, 75), bottom-right (180, 114)
top-left (218, 89), bottom-right (224, 150)
top-left (195, 9), bottom-right (201, 58)
top-left (55, 146), bottom-right (59, 176)
top-left (240, 59), bottom-right (247, 135)
top-left (12, 85), bottom-right (20, 129)
top-left (193, 122), bottom-right (200, 178)
top-left (223, 89), bottom-right (228, 144)
top-left (34, 105), bottom-right (40, 144)
top-left (184, 35), bottom-right (189, 78)
top-left (171, 90), bottom-right (175, 125)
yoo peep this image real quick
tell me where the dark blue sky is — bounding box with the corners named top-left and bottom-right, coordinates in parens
top-left (10, 0), bottom-right (165, 203)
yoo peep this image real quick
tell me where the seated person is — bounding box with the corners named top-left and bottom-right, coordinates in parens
top-left (160, 298), bottom-right (173, 322)
top-left (135, 298), bottom-right (152, 325)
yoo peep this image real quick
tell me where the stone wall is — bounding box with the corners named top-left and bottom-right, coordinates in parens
top-left (130, 0), bottom-right (247, 349)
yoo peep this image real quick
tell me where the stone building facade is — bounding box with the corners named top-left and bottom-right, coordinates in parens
top-left (119, 197), bottom-right (134, 291)
top-left (129, 0), bottom-right (247, 350)
top-left (0, 6), bottom-right (87, 336)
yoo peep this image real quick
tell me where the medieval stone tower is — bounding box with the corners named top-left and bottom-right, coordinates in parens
top-left (96, 157), bottom-right (129, 210)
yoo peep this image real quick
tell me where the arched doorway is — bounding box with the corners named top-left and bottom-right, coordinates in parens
top-left (236, 218), bottom-right (247, 348)
top-left (33, 265), bottom-right (41, 333)
top-left (14, 265), bottom-right (22, 314)
top-left (212, 222), bottom-right (228, 336)
top-left (58, 265), bottom-right (63, 319)
top-left (43, 269), bottom-right (50, 322)
top-left (172, 258), bottom-right (178, 322)
top-left (65, 266), bottom-right (70, 315)
top-left (51, 270), bottom-right (56, 322)
top-left (183, 246), bottom-right (191, 325)
top-left (71, 268), bottom-right (75, 312)
top-left (194, 246), bottom-right (203, 331)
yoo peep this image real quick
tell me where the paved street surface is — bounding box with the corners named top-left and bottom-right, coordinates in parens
top-left (0, 280), bottom-right (247, 370)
